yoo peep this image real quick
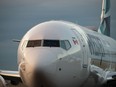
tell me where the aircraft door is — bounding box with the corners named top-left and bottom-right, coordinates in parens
top-left (72, 29), bottom-right (88, 68)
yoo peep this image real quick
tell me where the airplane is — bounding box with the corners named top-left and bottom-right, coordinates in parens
top-left (0, 0), bottom-right (116, 87)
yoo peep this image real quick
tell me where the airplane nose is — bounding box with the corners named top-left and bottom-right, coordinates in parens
top-left (25, 49), bottom-right (57, 87)
top-left (34, 49), bottom-right (57, 73)
top-left (26, 49), bottom-right (57, 70)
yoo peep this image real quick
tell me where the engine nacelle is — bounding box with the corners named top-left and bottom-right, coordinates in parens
top-left (0, 75), bottom-right (6, 87)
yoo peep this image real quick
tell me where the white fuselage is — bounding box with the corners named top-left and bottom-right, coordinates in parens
top-left (17, 21), bottom-right (116, 87)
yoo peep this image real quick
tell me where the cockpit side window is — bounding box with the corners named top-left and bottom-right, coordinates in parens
top-left (65, 40), bottom-right (71, 50)
top-left (60, 41), bottom-right (66, 50)
top-left (27, 40), bottom-right (41, 47)
top-left (43, 40), bottom-right (60, 47)
top-left (60, 40), bottom-right (71, 50)
top-left (22, 40), bottom-right (27, 50)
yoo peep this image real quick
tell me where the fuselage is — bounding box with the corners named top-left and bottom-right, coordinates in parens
top-left (17, 21), bottom-right (116, 87)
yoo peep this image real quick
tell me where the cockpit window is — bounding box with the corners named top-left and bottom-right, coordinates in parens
top-left (60, 41), bottom-right (66, 50)
top-left (43, 40), bottom-right (60, 47)
top-left (60, 40), bottom-right (71, 50)
top-left (26, 39), bottom-right (71, 50)
top-left (27, 40), bottom-right (41, 47)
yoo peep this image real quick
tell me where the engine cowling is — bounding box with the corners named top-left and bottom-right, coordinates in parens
top-left (0, 75), bottom-right (6, 87)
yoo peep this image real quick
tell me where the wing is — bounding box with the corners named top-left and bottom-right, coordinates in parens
top-left (90, 65), bottom-right (116, 86)
top-left (0, 70), bottom-right (22, 83)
